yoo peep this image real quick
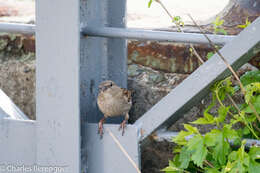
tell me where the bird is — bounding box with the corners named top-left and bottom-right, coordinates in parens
top-left (97, 80), bottom-right (132, 138)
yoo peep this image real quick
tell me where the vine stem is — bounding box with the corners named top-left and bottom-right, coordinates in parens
top-left (187, 14), bottom-right (260, 124)
top-left (227, 94), bottom-right (259, 134)
top-left (227, 94), bottom-right (240, 112)
top-left (204, 160), bottom-right (214, 168)
top-left (154, 0), bottom-right (205, 64)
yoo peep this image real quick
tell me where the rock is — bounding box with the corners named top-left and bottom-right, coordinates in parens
top-left (128, 65), bottom-right (188, 123)
top-left (0, 59), bottom-right (35, 120)
top-left (141, 140), bottom-right (175, 173)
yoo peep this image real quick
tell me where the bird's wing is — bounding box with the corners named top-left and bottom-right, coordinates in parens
top-left (110, 86), bottom-right (131, 104)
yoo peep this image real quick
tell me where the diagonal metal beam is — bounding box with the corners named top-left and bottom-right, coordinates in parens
top-left (134, 17), bottom-right (260, 141)
top-left (0, 89), bottom-right (29, 120)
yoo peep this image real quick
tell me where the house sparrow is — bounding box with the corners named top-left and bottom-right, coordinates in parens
top-left (97, 80), bottom-right (132, 138)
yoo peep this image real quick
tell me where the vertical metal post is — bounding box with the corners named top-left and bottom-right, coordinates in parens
top-left (36, 0), bottom-right (80, 172)
top-left (80, 0), bottom-right (127, 124)
top-left (80, 0), bottom-right (129, 172)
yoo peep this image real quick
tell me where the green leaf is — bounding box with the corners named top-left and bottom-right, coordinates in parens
top-left (213, 77), bottom-right (235, 101)
top-left (244, 82), bottom-right (260, 104)
top-left (228, 140), bottom-right (250, 173)
top-left (192, 117), bottom-right (214, 125)
top-left (243, 95), bottom-right (260, 114)
top-left (214, 140), bottom-right (230, 165)
top-left (204, 130), bottom-right (219, 147)
top-left (213, 16), bottom-right (224, 27)
top-left (212, 16), bottom-right (227, 35)
top-left (212, 131), bottom-right (230, 165)
top-left (228, 151), bottom-right (238, 161)
top-left (173, 147), bottom-right (181, 153)
top-left (179, 147), bottom-right (191, 169)
top-left (192, 143), bottom-right (207, 168)
top-left (205, 168), bottom-right (220, 173)
top-left (218, 28), bottom-right (227, 35)
top-left (223, 125), bottom-right (239, 140)
top-left (192, 103), bottom-right (215, 125)
top-left (248, 147), bottom-right (260, 173)
top-left (172, 130), bottom-right (193, 145)
top-left (240, 70), bottom-right (260, 86)
top-left (248, 160), bottom-right (260, 173)
top-left (184, 124), bottom-right (199, 134)
top-left (207, 52), bottom-right (214, 59)
top-left (148, 0), bottom-right (153, 8)
top-left (237, 24), bottom-right (246, 29)
top-left (242, 126), bottom-right (250, 135)
top-left (162, 160), bottom-right (180, 173)
top-left (187, 135), bottom-right (202, 151)
top-left (173, 16), bottom-right (181, 22)
top-left (249, 147), bottom-right (260, 161)
top-left (237, 17), bottom-right (251, 29)
top-left (161, 166), bottom-right (179, 173)
top-left (224, 161), bottom-right (234, 173)
top-left (216, 106), bottom-right (230, 123)
top-left (187, 135), bottom-right (207, 167)
top-left (205, 111), bottom-right (215, 121)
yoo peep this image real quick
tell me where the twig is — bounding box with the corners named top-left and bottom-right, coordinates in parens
top-left (253, 122), bottom-right (260, 133)
top-left (187, 14), bottom-right (260, 123)
top-left (227, 94), bottom-right (240, 113)
top-left (155, 0), bottom-right (205, 64)
top-left (106, 128), bottom-right (141, 173)
top-left (204, 160), bottom-right (214, 168)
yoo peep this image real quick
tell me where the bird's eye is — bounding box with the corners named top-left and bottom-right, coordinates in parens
top-left (110, 82), bottom-right (113, 86)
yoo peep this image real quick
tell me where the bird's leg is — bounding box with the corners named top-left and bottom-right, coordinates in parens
top-left (98, 117), bottom-right (106, 138)
top-left (119, 113), bottom-right (129, 136)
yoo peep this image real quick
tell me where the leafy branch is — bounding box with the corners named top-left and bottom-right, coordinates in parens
top-left (187, 14), bottom-right (260, 124)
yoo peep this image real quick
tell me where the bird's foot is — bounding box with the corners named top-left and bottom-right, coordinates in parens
top-left (98, 118), bottom-right (105, 139)
top-left (119, 120), bottom-right (127, 136)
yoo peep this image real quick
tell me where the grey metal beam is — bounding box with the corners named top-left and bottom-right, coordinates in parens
top-left (135, 17), bottom-right (260, 141)
top-left (82, 26), bottom-right (235, 44)
top-left (80, 0), bottom-right (128, 172)
top-left (85, 123), bottom-right (140, 173)
top-left (153, 131), bottom-right (260, 147)
top-left (80, 0), bottom-right (127, 125)
top-left (0, 22), bottom-right (235, 45)
top-left (36, 0), bottom-right (80, 172)
top-left (0, 89), bottom-right (29, 120)
top-left (0, 23), bottom-right (35, 35)
top-left (0, 118), bottom-right (36, 165)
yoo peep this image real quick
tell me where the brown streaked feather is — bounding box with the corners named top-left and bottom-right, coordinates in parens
top-left (97, 83), bottom-right (132, 118)
top-left (122, 88), bottom-right (131, 102)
